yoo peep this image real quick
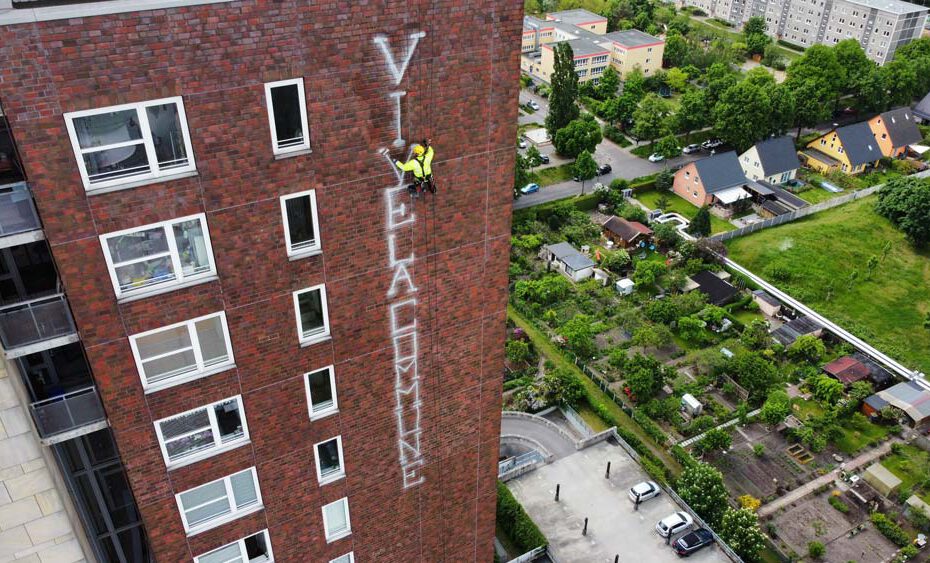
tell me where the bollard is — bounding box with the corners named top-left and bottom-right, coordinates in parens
top-left (583, 517), bottom-right (588, 536)
top-left (666, 532), bottom-right (671, 546)
top-left (605, 461), bottom-right (611, 479)
top-left (634, 497), bottom-right (640, 512)
top-left (555, 483), bottom-right (560, 502)
top-left (615, 556), bottom-right (619, 563)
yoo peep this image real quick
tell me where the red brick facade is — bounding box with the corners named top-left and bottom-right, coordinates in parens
top-left (0, 1), bottom-right (518, 561)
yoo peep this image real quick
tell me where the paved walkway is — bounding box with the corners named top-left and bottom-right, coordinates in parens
top-left (501, 414), bottom-right (577, 459)
top-left (757, 440), bottom-right (896, 517)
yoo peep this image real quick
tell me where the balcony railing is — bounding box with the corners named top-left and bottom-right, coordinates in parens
top-left (29, 386), bottom-right (105, 440)
top-left (0, 294), bottom-right (76, 351)
top-left (0, 183), bottom-right (40, 237)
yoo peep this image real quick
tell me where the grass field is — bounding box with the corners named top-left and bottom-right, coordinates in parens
top-left (882, 445), bottom-right (930, 503)
top-left (726, 196), bottom-right (930, 373)
top-left (635, 188), bottom-right (736, 234)
top-left (532, 163), bottom-right (574, 187)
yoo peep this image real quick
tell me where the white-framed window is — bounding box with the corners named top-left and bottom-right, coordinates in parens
top-left (322, 497), bottom-right (351, 543)
top-left (304, 365), bottom-right (338, 420)
top-left (280, 190), bottom-right (321, 257)
top-left (195, 529), bottom-right (273, 563)
top-left (329, 553), bottom-right (355, 563)
top-left (293, 285), bottom-right (330, 345)
top-left (264, 78), bottom-right (310, 155)
top-left (129, 312), bottom-right (234, 392)
top-left (100, 213), bottom-right (216, 299)
top-left (64, 97), bottom-right (196, 191)
top-left (314, 436), bottom-right (346, 485)
top-left (154, 395), bottom-right (249, 468)
top-left (177, 468), bottom-right (262, 535)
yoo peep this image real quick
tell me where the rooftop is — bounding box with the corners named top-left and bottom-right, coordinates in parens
top-left (823, 356), bottom-right (871, 384)
top-left (752, 289), bottom-right (782, 308)
top-left (546, 8), bottom-right (608, 26)
top-left (876, 107), bottom-right (923, 148)
top-left (876, 381), bottom-right (930, 423)
top-left (602, 29), bottom-right (663, 48)
top-left (752, 136), bottom-right (802, 176)
top-left (563, 37), bottom-right (611, 57)
top-left (690, 270), bottom-right (740, 306)
top-left (602, 216), bottom-right (653, 242)
top-left (545, 242), bottom-right (596, 271)
top-left (771, 316), bottom-right (822, 346)
top-left (691, 151), bottom-right (748, 194)
top-left (844, 0), bottom-right (929, 15)
top-left (834, 122), bottom-right (883, 166)
top-left (915, 90), bottom-right (930, 121)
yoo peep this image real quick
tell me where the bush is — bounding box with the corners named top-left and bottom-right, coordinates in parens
top-left (497, 481), bottom-right (547, 551)
top-left (671, 444), bottom-right (699, 469)
top-left (828, 496), bottom-right (850, 513)
top-left (871, 512), bottom-right (911, 547)
top-left (808, 541), bottom-right (825, 559)
top-left (632, 409), bottom-right (669, 446)
top-left (603, 124), bottom-right (632, 147)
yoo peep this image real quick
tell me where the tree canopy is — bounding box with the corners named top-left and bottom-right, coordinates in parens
top-left (554, 115), bottom-right (602, 158)
top-left (719, 508), bottom-right (766, 562)
top-left (677, 463), bottom-right (729, 527)
top-left (875, 177), bottom-right (930, 248)
top-left (546, 42), bottom-right (580, 136)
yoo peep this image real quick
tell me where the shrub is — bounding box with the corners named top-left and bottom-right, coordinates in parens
top-left (497, 481), bottom-right (548, 551)
top-left (738, 494), bottom-right (761, 511)
top-left (828, 496), bottom-right (850, 513)
top-left (603, 124), bottom-right (632, 147)
top-left (808, 541), bottom-right (825, 559)
top-left (871, 512), bottom-right (910, 547)
top-left (753, 443), bottom-right (765, 457)
top-left (632, 409), bottom-right (669, 446)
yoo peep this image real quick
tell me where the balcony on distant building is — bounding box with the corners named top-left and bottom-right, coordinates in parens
top-left (0, 293), bottom-right (78, 355)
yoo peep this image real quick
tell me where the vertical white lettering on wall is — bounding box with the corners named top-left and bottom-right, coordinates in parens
top-left (376, 31), bottom-right (427, 489)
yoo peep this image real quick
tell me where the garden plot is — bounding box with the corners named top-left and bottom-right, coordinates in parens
top-left (710, 424), bottom-right (814, 500)
top-left (769, 493), bottom-right (898, 563)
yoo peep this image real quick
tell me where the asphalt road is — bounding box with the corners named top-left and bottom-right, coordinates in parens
top-left (516, 90), bottom-right (706, 209)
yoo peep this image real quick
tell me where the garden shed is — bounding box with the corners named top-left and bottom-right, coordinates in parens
top-left (539, 242), bottom-right (595, 282)
top-left (615, 278), bottom-right (634, 295)
top-left (751, 289), bottom-right (781, 317)
top-left (867, 381), bottom-right (930, 428)
top-left (864, 462), bottom-right (902, 497)
top-left (688, 270), bottom-right (740, 306)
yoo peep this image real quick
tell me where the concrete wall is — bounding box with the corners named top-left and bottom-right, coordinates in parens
top-left (0, 362), bottom-right (89, 563)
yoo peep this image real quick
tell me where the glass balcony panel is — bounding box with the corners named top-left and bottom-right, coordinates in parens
top-left (0, 294), bottom-right (76, 350)
top-left (29, 386), bottom-right (105, 439)
top-left (0, 184), bottom-right (40, 237)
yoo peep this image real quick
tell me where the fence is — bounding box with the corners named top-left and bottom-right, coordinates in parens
top-left (499, 450), bottom-right (548, 481)
top-left (561, 405), bottom-right (594, 438)
top-left (710, 184), bottom-right (882, 242)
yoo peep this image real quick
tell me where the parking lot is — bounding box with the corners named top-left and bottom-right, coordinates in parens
top-left (507, 440), bottom-right (730, 563)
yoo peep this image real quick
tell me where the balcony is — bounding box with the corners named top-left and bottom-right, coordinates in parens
top-left (0, 294), bottom-right (78, 357)
top-left (29, 386), bottom-right (107, 444)
top-left (0, 110), bottom-right (24, 187)
top-left (0, 183), bottom-right (41, 244)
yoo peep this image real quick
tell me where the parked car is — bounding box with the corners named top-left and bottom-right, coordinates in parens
top-left (701, 139), bottom-right (724, 150)
top-left (682, 144), bottom-right (701, 154)
top-left (518, 139), bottom-right (527, 149)
top-left (528, 100), bottom-right (540, 110)
top-left (538, 154), bottom-right (550, 164)
top-left (675, 528), bottom-right (714, 556)
top-left (656, 511), bottom-right (693, 538)
top-left (520, 182), bottom-right (540, 194)
top-left (628, 481), bottom-right (661, 504)
top-left (648, 153), bottom-right (664, 163)
top-left (598, 164), bottom-right (612, 175)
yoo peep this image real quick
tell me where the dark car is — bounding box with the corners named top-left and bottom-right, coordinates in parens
top-left (675, 528), bottom-right (714, 557)
top-left (539, 154), bottom-right (550, 164)
top-left (598, 164), bottom-right (612, 175)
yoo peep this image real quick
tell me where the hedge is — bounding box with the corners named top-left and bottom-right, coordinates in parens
top-left (632, 409), bottom-right (669, 446)
top-left (497, 481), bottom-right (548, 552)
top-left (671, 444), bottom-right (699, 469)
top-left (871, 512), bottom-right (910, 547)
top-left (603, 124), bottom-right (633, 148)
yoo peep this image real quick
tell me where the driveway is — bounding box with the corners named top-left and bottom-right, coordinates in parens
top-left (501, 412), bottom-right (577, 459)
top-left (516, 89), bottom-right (705, 209)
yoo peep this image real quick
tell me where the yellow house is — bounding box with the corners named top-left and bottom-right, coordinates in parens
top-left (801, 122), bottom-right (882, 175)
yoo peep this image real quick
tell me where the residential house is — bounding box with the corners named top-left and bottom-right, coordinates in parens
top-left (539, 242), bottom-right (596, 282)
top-left (739, 136), bottom-right (802, 184)
top-left (915, 90), bottom-right (930, 123)
top-left (771, 315), bottom-right (823, 346)
top-left (801, 122), bottom-right (883, 175)
top-left (751, 289), bottom-right (782, 317)
top-left (602, 216), bottom-right (653, 249)
top-left (863, 381), bottom-right (930, 428)
top-left (688, 270), bottom-right (740, 306)
top-left (868, 107), bottom-right (924, 157)
top-left (672, 151), bottom-right (752, 216)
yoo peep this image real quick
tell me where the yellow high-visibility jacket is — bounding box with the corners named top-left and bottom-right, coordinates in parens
top-left (395, 146), bottom-right (434, 179)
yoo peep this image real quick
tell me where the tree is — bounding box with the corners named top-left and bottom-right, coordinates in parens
top-left (787, 334), bottom-right (825, 363)
top-left (677, 463), bottom-right (729, 527)
top-left (810, 374), bottom-right (845, 406)
top-left (713, 73), bottom-right (776, 152)
top-left (875, 177), bottom-right (930, 247)
top-left (728, 351), bottom-right (780, 402)
top-left (719, 508), bottom-right (766, 562)
top-left (834, 39), bottom-right (874, 95)
top-left (866, 255), bottom-right (879, 280)
top-left (623, 67), bottom-right (646, 102)
top-left (602, 92), bottom-right (638, 126)
top-left (848, 380), bottom-right (874, 404)
top-left (600, 249), bottom-right (631, 273)
top-left (558, 314), bottom-right (601, 358)
top-left (677, 316), bottom-right (708, 344)
top-left (759, 389), bottom-right (791, 426)
top-left (546, 42), bottom-right (580, 137)
top-left (674, 89), bottom-right (709, 139)
top-left (880, 58), bottom-right (919, 107)
top-left (666, 67), bottom-right (689, 92)
top-left (506, 340), bottom-right (531, 364)
top-left (553, 115), bottom-right (602, 158)
top-left (761, 43), bottom-right (783, 69)
top-left (623, 353), bottom-right (671, 401)
top-left (703, 62), bottom-right (739, 107)
top-left (743, 16), bottom-right (771, 56)
top-left (539, 367), bottom-right (585, 407)
top-left (654, 134), bottom-right (680, 166)
top-left (572, 149), bottom-right (599, 195)
top-left (700, 427), bottom-right (732, 453)
top-left (687, 205), bottom-right (712, 237)
top-left (740, 319), bottom-right (771, 349)
top-left (664, 32), bottom-right (689, 67)
top-left (631, 323), bottom-right (673, 348)
top-left (786, 44), bottom-right (846, 104)
top-left (632, 93), bottom-right (673, 147)
top-left (514, 275), bottom-right (571, 306)
top-left (597, 65), bottom-right (620, 100)
top-left (788, 76), bottom-right (833, 139)
top-left (514, 153), bottom-right (531, 196)
top-left (653, 222), bottom-right (680, 248)
top-left (655, 169), bottom-right (675, 191)
top-left (525, 145), bottom-right (542, 167)
top-left (632, 260), bottom-right (667, 286)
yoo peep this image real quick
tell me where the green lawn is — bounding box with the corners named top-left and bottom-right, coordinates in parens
top-left (532, 163), bottom-right (574, 187)
top-left (577, 404), bottom-right (611, 432)
top-left (834, 415), bottom-right (891, 455)
top-left (726, 196), bottom-right (930, 373)
top-left (882, 445), bottom-right (930, 502)
top-left (796, 186), bottom-right (845, 205)
top-left (635, 188), bottom-right (736, 234)
top-left (791, 397), bottom-right (825, 421)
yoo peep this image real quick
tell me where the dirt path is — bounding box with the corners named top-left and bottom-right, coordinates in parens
top-left (758, 440), bottom-right (897, 517)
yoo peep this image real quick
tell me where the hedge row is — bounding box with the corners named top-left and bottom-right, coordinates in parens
top-left (871, 512), bottom-right (910, 547)
top-left (671, 444), bottom-right (699, 469)
top-left (632, 409), bottom-right (669, 446)
top-left (497, 481), bottom-right (548, 552)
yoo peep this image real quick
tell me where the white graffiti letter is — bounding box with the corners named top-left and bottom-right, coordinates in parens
top-left (373, 31), bottom-right (426, 86)
top-left (389, 91), bottom-right (406, 147)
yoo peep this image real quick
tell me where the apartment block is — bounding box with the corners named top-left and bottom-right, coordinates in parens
top-left (521, 9), bottom-right (665, 83)
top-left (683, 0), bottom-right (929, 63)
top-left (0, 0), bottom-right (516, 561)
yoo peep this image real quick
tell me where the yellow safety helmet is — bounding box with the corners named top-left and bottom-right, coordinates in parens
top-left (412, 144), bottom-right (425, 156)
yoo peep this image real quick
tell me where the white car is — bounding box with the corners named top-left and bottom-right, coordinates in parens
top-left (648, 153), bottom-right (664, 163)
top-left (682, 144), bottom-right (701, 154)
top-left (656, 511), bottom-right (693, 537)
top-left (628, 481), bottom-right (661, 503)
top-left (528, 100), bottom-right (540, 110)
top-left (518, 139), bottom-right (527, 149)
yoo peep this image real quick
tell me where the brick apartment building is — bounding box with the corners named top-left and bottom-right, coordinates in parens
top-left (0, 0), bottom-right (518, 561)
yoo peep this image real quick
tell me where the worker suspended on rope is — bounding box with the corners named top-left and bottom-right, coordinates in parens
top-left (394, 139), bottom-right (435, 198)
